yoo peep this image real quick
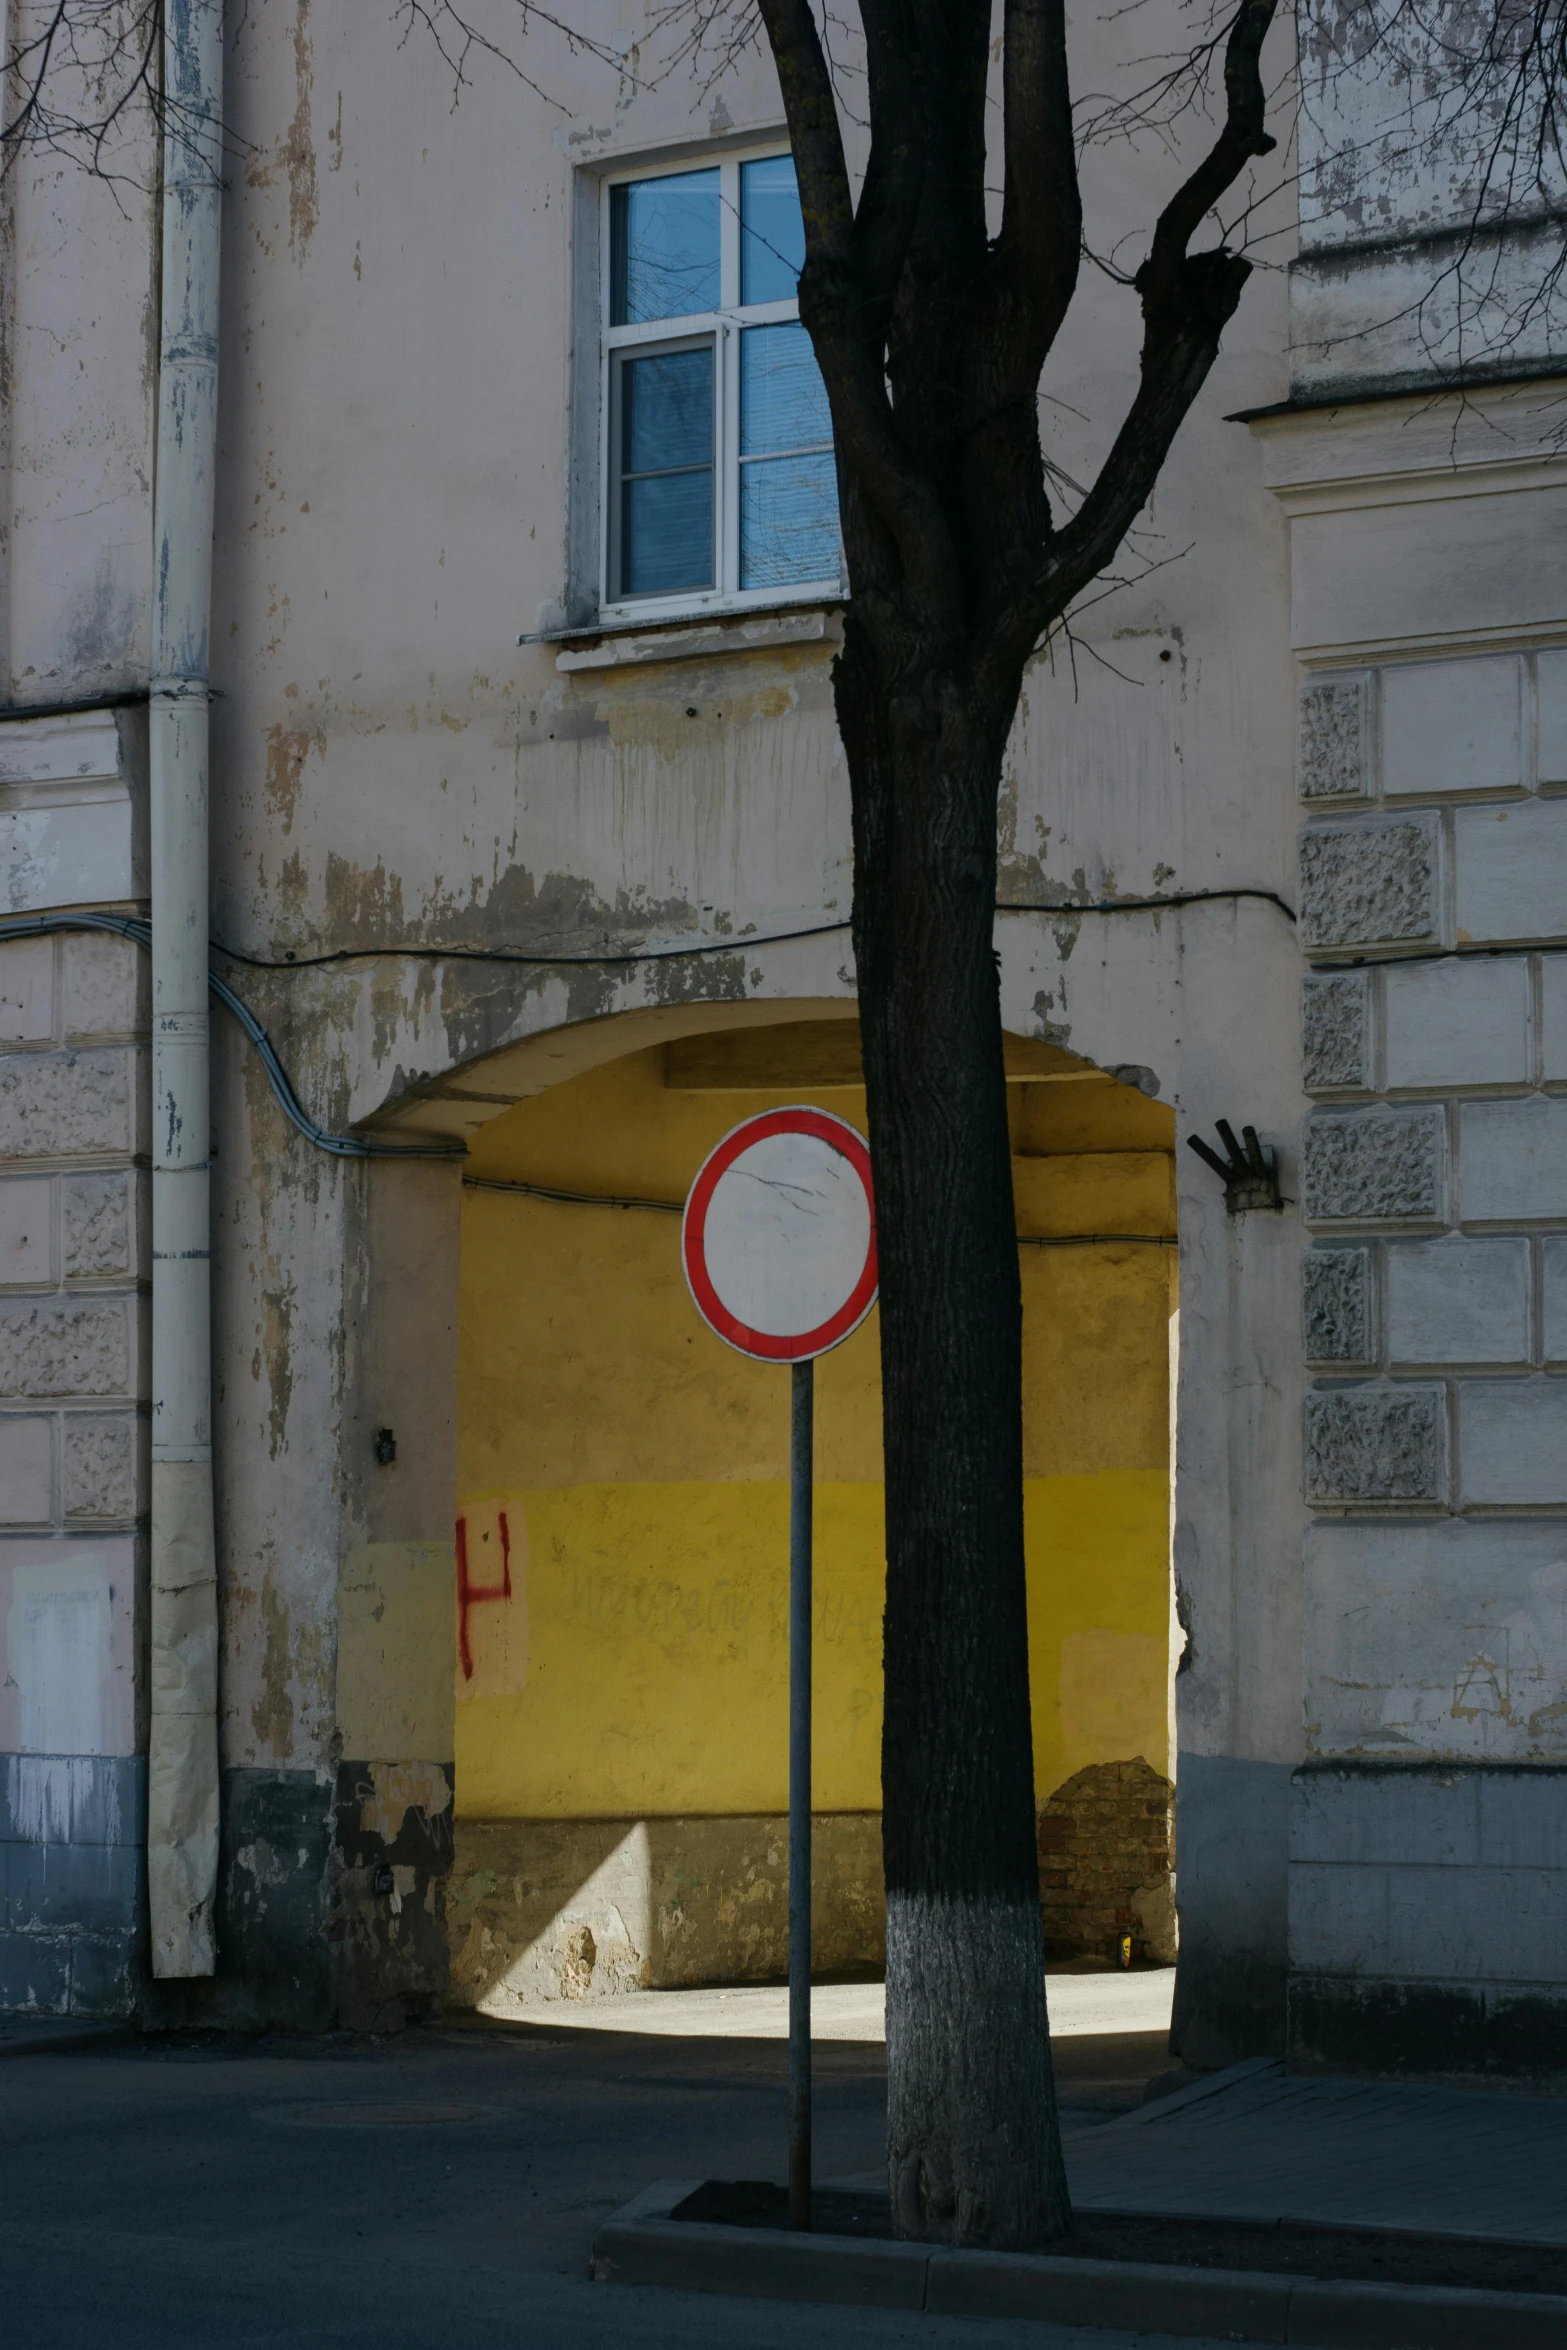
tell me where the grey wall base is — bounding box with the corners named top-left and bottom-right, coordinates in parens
top-left (1289, 1762), bottom-right (1567, 2080)
top-left (1170, 1755), bottom-right (1292, 2068)
top-left (140, 1762), bottom-right (455, 2034)
top-left (1291, 1974), bottom-right (1567, 2079)
top-left (0, 1753), bottom-right (146, 2016)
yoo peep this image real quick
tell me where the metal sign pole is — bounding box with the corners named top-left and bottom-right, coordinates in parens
top-left (788, 1354), bottom-right (814, 2231)
top-left (681, 1107), bottom-right (873, 2234)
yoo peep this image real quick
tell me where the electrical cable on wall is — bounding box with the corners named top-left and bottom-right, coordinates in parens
top-left (465, 1171), bottom-right (1177, 1243)
top-left (0, 912), bottom-right (463, 1161)
top-left (205, 884), bottom-right (1296, 972)
top-left (2, 885), bottom-right (1294, 1168)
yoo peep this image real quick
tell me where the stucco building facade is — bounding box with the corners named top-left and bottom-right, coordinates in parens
top-left (2, 2), bottom-right (1565, 2075)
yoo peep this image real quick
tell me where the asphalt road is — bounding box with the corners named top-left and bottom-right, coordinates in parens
top-left (0, 2010), bottom-right (1238, 2350)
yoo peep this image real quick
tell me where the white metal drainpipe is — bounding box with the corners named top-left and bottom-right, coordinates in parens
top-left (148, 0), bottom-right (223, 1979)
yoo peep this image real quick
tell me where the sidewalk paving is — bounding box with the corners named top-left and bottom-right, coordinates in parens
top-left (1, 1972), bottom-right (1562, 2348)
top-left (484, 1964), bottom-right (1175, 2044)
top-left (1065, 2056), bottom-right (1567, 2244)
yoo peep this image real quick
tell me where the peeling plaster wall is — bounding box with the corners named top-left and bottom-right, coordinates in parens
top-left (2, 97), bottom-right (157, 701)
top-left (13, 0), bottom-right (1558, 2064)
top-left (1294, 3), bottom-right (1567, 395)
top-left (1, 0), bottom-right (1314, 2032)
top-left (194, 0), bottom-right (1298, 2036)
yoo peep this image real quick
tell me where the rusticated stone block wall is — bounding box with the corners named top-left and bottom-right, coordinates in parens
top-left (0, 930), bottom-right (149, 1544)
top-left (1294, 645), bottom-right (1567, 2076)
top-left (1, 710), bottom-right (151, 2019)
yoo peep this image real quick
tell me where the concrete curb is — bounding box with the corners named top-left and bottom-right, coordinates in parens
top-left (590, 2180), bottom-right (1567, 2346)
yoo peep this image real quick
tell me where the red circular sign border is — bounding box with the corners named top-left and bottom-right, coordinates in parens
top-left (682, 1106), bottom-right (878, 1362)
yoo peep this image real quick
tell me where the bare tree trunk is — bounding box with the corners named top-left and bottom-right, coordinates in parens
top-left (838, 620), bottom-right (1071, 2247)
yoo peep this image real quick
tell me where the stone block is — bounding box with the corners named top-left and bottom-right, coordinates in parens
top-left (1382, 1863), bottom-right (1567, 1984)
top-left (0, 1926), bottom-right (70, 2013)
top-left (0, 1049), bottom-right (140, 1161)
top-left (1301, 1107), bottom-right (1445, 1224)
top-left (1459, 1379), bottom-right (1567, 1506)
top-left (0, 712), bottom-right (123, 791)
top-left (61, 1414), bottom-right (143, 1520)
top-left (0, 716), bottom-right (142, 919)
top-left (62, 1169), bottom-right (138, 1280)
top-left (1537, 646), bottom-right (1567, 784)
top-left (1286, 1858), bottom-right (1384, 1975)
top-left (1289, 1764), bottom-right (1481, 1870)
top-left (1538, 954), bottom-right (1567, 1081)
top-left (33, 1842), bottom-right (142, 1933)
top-left (1301, 973), bottom-right (1368, 1091)
top-left (0, 936), bottom-right (54, 1044)
top-left (0, 1177), bottom-right (53, 1285)
top-left (3, 1840), bottom-right (44, 1929)
top-left (68, 1754), bottom-right (144, 1847)
top-left (0, 1547), bottom-right (139, 1766)
top-left (1386, 1237), bottom-right (1529, 1365)
top-left (59, 931), bottom-right (146, 1043)
top-left (67, 1928), bottom-right (140, 2015)
top-left (1460, 1097), bottom-right (1567, 1222)
top-left (1298, 675), bottom-right (1368, 800)
top-left (1304, 1518), bottom-right (1567, 1761)
top-left (1383, 956), bottom-right (1530, 1090)
top-left (1382, 653), bottom-right (1522, 796)
top-left (0, 1298), bottom-right (132, 1398)
top-left (1456, 799), bottom-right (1567, 943)
top-left (1543, 1237), bottom-right (1567, 1360)
top-left (1295, 1855), bottom-right (1567, 1986)
top-left (1302, 1248), bottom-right (1375, 1364)
top-left (1476, 1768), bottom-right (1567, 1870)
top-left (1304, 1383), bottom-right (1447, 1505)
top-left (0, 1754), bottom-right (145, 1847)
top-left (0, 1417), bottom-right (53, 1524)
top-left (1299, 814), bottom-right (1442, 951)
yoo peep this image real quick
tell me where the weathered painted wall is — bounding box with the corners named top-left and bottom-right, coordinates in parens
top-left (3, 0), bottom-right (1311, 2038)
top-left (1294, 1), bottom-right (1567, 396)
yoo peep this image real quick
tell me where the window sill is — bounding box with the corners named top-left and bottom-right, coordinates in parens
top-left (553, 599), bottom-right (844, 673)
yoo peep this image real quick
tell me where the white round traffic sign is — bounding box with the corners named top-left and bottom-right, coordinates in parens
top-left (682, 1106), bottom-right (878, 1361)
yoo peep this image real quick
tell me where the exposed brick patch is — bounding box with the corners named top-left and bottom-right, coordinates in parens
top-left (1037, 1756), bottom-right (1176, 1965)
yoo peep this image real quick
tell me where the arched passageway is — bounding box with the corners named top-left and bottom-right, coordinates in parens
top-left (444, 1012), bottom-right (1178, 2011)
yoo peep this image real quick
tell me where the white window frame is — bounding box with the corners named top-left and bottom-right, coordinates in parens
top-left (598, 142), bottom-right (842, 626)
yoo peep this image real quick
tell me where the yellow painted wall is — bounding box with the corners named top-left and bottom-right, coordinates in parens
top-left (455, 1032), bottom-right (1176, 1820)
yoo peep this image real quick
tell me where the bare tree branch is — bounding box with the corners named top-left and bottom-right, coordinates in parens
top-left (759, 0), bottom-right (966, 641)
top-left (998, 0), bottom-right (1080, 355)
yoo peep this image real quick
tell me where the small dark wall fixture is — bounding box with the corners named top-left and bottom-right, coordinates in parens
top-left (1188, 1120), bottom-right (1283, 1213)
top-left (373, 1428), bottom-right (397, 1466)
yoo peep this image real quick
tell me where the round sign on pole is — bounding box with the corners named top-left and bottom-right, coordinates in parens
top-left (682, 1106), bottom-right (878, 1362)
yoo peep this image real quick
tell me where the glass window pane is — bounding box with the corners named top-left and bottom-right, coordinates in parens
top-left (740, 324), bottom-right (830, 457)
top-left (611, 170), bottom-right (720, 324)
top-left (622, 346), bottom-right (713, 476)
top-left (623, 470), bottom-right (714, 595)
top-left (740, 155), bottom-right (806, 305)
top-left (739, 450), bottom-right (839, 588)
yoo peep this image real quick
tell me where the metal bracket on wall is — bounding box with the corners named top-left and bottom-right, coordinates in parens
top-left (1187, 1120), bottom-right (1283, 1214)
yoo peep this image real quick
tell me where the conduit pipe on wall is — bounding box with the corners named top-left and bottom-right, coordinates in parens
top-left (147, 0), bottom-right (224, 1978)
